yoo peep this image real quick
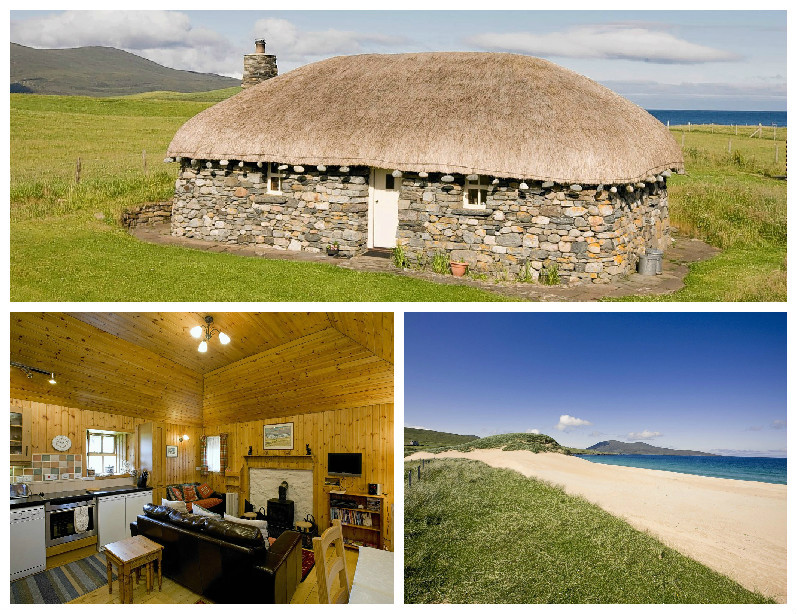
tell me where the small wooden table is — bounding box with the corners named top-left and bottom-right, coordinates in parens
top-left (104, 535), bottom-right (163, 604)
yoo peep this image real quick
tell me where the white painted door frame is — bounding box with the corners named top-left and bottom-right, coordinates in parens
top-left (368, 168), bottom-right (400, 249)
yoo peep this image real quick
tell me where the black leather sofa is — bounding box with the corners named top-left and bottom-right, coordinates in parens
top-left (131, 504), bottom-right (302, 603)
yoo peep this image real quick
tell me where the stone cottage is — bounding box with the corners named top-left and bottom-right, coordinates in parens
top-left (166, 50), bottom-right (684, 283)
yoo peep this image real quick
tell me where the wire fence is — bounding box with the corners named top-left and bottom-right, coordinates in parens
top-left (405, 457), bottom-right (436, 488)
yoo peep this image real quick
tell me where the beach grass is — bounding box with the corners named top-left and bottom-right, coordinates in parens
top-left (404, 458), bottom-right (774, 604)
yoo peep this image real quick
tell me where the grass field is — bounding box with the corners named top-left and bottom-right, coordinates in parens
top-left (404, 458), bottom-right (773, 604)
top-left (9, 91), bottom-right (787, 301)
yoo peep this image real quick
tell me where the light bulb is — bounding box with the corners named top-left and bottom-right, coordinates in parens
top-left (48, 373), bottom-right (56, 385)
top-left (190, 325), bottom-right (203, 339)
top-left (219, 332), bottom-right (231, 345)
top-left (198, 341), bottom-right (208, 353)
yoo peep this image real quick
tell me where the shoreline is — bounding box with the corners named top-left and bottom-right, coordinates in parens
top-left (405, 449), bottom-right (786, 603)
top-left (572, 453), bottom-right (786, 485)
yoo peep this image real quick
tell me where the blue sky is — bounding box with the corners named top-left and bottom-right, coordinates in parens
top-left (404, 313), bottom-right (786, 457)
top-left (9, 10), bottom-right (786, 110)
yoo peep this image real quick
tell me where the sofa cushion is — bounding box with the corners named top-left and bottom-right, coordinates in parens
top-left (166, 508), bottom-right (209, 532)
top-left (197, 483), bottom-right (214, 499)
top-left (183, 485), bottom-right (199, 502)
top-left (204, 517), bottom-right (265, 548)
top-left (161, 498), bottom-right (189, 514)
top-left (191, 498), bottom-right (223, 513)
top-left (225, 515), bottom-right (269, 543)
top-left (143, 503), bottom-right (173, 520)
top-left (166, 485), bottom-right (184, 501)
top-left (192, 503), bottom-right (223, 519)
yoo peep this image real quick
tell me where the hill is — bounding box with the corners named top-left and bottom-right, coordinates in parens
top-left (404, 427), bottom-right (478, 446)
top-left (407, 431), bottom-right (594, 456)
top-left (588, 440), bottom-right (718, 456)
top-left (10, 43), bottom-right (240, 96)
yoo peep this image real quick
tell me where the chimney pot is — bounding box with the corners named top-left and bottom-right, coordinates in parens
top-left (255, 39), bottom-right (266, 54)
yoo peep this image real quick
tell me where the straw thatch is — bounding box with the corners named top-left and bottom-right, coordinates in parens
top-left (168, 52), bottom-right (684, 185)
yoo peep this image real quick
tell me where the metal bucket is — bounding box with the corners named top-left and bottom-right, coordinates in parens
top-left (637, 255), bottom-right (657, 276)
top-left (645, 248), bottom-right (663, 274)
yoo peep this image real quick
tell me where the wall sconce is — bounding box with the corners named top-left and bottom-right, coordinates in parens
top-left (179, 434), bottom-right (190, 443)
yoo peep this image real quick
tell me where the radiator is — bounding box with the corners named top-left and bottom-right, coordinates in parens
top-left (225, 492), bottom-right (239, 517)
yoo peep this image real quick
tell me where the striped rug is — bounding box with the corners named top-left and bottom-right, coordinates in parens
top-left (10, 553), bottom-right (117, 604)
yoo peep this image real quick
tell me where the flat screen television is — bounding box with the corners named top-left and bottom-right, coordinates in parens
top-left (328, 452), bottom-right (362, 476)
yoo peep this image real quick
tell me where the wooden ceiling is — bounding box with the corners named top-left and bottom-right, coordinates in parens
top-left (11, 312), bottom-right (393, 426)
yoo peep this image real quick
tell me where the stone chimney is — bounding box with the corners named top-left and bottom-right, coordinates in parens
top-left (242, 39), bottom-right (277, 88)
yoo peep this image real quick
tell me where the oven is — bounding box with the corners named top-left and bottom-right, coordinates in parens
top-left (44, 498), bottom-right (97, 547)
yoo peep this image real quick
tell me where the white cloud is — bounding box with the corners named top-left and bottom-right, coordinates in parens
top-left (467, 25), bottom-right (739, 65)
top-left (627, 430), bottom-right (662, 440)
top-left (526, 428), bottom-right (541, 434)
top-left (252, 18), bottom-right (405, 70)
top-left (11, 11), bottom-right (240, 76)
top-left (555, 414), bottom-right (592, 432)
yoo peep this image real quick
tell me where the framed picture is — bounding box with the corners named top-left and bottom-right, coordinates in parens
top-left (263, 422), bottom-right (294, 450)
top-left (166, 445), bottom-right (178, 458)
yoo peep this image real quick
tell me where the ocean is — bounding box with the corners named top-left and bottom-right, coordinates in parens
top-left (646, 109), bottom-right (787, 127)
top-left (574, 454), bottom-right (786, 485)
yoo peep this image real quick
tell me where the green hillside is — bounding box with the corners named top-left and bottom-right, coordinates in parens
top-left (588, 440), bottom-right (717, 456)
top-left (10, 43), bottom-right (240, 96)
top-left (404, 427), bottom-right (478, 447)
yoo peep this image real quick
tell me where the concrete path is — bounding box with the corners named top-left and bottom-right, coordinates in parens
top-left (130, 222), bottom-right (718, 301)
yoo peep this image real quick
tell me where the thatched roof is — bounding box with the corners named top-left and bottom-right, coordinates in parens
top-left (168, 52), bottom-right (684, 184)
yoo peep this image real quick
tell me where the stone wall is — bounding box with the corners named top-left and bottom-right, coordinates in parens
top-left (397, 174), bottom-right (669, 284)
top-left (171, 163), bottom-right (369, 256)
top-left (242, 54), bottom-right (277, 88)
top-left (249, 468), bottom-right (312, 526)
top-left (121, 201), bottom-right (172, 228)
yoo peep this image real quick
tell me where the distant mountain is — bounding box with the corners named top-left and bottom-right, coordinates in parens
top-left (404, 427), bottom-right (478, 447)
top-left (10, 43), bottom-right (240, 96)
top-left (588, 440), bottom-right (718, 456)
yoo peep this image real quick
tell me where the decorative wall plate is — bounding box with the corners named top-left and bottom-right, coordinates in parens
top-left (52, 434), bottom-right (72, 451)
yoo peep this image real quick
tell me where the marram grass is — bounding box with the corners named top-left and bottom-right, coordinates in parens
top-left (404, 458), bottom-right (773, 604)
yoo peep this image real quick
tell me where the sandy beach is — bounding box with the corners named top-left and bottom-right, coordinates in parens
top-left (406, 449), bottom-right (787, 602)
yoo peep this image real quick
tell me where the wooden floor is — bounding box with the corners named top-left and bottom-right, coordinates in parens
top-left (58, 546), bottom-right (358, 604)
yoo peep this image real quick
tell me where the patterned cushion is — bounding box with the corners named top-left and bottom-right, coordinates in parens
top-left (197, 483), bottom-right (214, 499)
top-left (192, 497), bottom-right (223, 513)
top-left (183, 485), bottom-right (199, 502)
top-left (166, 485), bottom-right (184, 501)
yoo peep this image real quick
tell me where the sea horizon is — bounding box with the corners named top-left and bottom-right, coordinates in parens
top-left (645, 109), bottom-right (786, 127)
top-left (575, 453), bottom-right (786, 485)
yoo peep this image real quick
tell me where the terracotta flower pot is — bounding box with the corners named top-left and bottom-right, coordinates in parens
top-left (450, 261), bottom-right (468, 277)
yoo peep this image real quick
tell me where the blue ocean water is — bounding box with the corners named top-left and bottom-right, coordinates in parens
top-left (574, 454), bottom-right (786, 485)
top-left (646, 109), bottom-right (787, 127)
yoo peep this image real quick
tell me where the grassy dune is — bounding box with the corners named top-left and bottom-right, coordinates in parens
top-left (404, 458), bottom-right (773, 604)
top-left (9, 91), bottom-right (787, 301)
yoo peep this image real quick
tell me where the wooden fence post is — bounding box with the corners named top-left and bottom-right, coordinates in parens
top-left (143, 149), bottom-right (147, 174)
top-left (408, 470), bottom-right (412, 487)
top-left (775, 145), bottom-right (779, 163)
top-left (75, 157), bottom-right (82, 184)
top-left (417, 465), bottom-right (421, 481)
top-left (728, 139), bottom-right (732, 154)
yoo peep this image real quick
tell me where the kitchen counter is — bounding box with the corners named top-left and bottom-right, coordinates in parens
top-left (10, 486), bottom-right (152, 509)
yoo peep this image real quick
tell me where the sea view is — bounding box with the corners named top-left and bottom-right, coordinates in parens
top-left (646, 109), bottom-right (787, 127)
top-left (575, 454), bottom-right (786, 485)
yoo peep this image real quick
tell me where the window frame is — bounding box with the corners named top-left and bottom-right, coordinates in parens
top-left (463, 175), bottom-right (488, 209)
top-left (205, 435), bottom-right (221, 472)
top-left (267, 162), bottom-right (283, 195)
top-left (86, 429), bottom-right (127, 476)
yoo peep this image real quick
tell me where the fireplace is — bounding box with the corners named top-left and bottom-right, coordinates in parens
top-left (249, 468), bottom-right (313, 530)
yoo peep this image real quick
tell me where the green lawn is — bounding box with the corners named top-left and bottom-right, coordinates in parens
top-left (11, 215), bottom-right (508, 302)
top-left (9, 92), bottom-right (787, 301)
top-left (404, 458), bottom-right (773, 604)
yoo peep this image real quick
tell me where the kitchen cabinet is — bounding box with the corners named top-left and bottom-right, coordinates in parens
top-left (10, 404), bottom-right (32, 463)
top-left (98, 491), bottom-right (152, 550)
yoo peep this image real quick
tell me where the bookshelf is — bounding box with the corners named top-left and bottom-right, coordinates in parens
top-left (328, 492), bottom-right (385, 550)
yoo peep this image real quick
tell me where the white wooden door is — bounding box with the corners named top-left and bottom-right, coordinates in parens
top-left (370, 169), bottom-right (399, 248)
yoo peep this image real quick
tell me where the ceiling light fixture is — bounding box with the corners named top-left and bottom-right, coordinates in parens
top-left (190, 316), bottom-right (231, 353)
top-left (11, 361), bottom-right (57, 384)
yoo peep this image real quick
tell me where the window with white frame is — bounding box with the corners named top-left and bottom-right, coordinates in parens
top-left (267, 162), bottom-right (282, 194)
top-left (86, 429), bottom-right (128, 476)
top-left (464, 175), bottom-right (488, 209)
top-left (206, 436), bottom-right (221, 472)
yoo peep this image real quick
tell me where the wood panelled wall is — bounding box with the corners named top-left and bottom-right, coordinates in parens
top-left (11, 398), bottom-right (200, 505)
top-left (202, 403), bottom-right (394, 550)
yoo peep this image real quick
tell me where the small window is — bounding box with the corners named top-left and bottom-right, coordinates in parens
top-left (385, 174), bottom-right (395, 190)
top-left (206, 436), bottom-right (221, 472)
top-left (464, 175), bottom-right (488, 209)
top-left (86, 429), bottom-right (128, 476)
top-left (267, 162), bottom-right (282, 194)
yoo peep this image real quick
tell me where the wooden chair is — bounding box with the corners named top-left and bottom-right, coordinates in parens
top-left (312, 519), bottom-right (351, 604)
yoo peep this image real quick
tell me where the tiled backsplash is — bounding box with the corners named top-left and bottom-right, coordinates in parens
top-left (10, 454), bottom-right (83, 482)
